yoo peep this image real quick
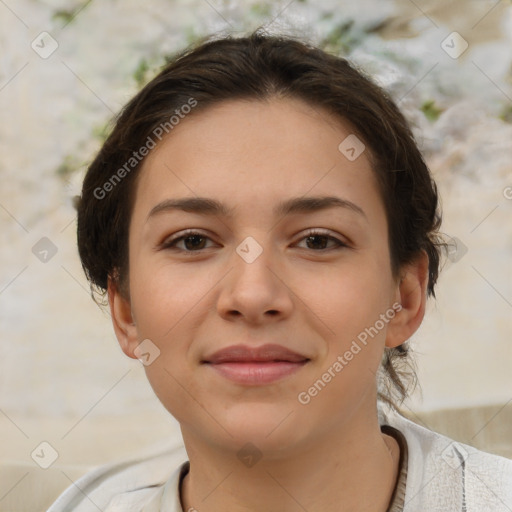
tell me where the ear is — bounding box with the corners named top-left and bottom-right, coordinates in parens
top-left (385, 250), bottom-right (429, 348)
top-left (107, 276), bottom-right (140, 360)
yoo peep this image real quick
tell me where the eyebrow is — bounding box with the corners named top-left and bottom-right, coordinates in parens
top-left (147, 195), bottom-right (367, 222)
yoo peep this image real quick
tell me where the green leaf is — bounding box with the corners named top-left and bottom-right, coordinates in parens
top-left (420, 100), bottom-right (443, 122)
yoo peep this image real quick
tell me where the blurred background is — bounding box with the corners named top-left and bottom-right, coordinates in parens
top-left (1, 0), bottom-right (511, 508)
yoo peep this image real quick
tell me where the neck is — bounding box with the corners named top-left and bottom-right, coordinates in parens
top-left (179, 407), bottom-right (400, 512)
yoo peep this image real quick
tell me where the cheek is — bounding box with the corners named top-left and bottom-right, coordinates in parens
top-left (305, 277), bottom-right (392, 411)
top-left (313, 262), bottom-right (395, 379)
top-left (142, 361), bottom-right (204, 430)
top-left (315, 260), bottom-right (392, 324)
top-left (129, 263), bottom-right (208, 421)
top-left (129, 260), bottom-right (211, 338)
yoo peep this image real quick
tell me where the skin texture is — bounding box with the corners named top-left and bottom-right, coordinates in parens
top-left (108, 97), bottom-right (429, 511)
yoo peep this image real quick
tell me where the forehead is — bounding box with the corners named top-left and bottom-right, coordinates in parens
top-left (132, 97), bottom-right (384, 223)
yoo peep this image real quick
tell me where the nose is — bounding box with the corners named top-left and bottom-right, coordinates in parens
top-left (216, 240), bottom-right (294, 325)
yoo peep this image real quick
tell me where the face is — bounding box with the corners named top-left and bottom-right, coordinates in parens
top-left (113, 97), bottom-right (408, 455)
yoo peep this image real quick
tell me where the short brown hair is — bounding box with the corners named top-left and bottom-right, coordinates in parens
top-left (76, 29), bottom-right (444, 409)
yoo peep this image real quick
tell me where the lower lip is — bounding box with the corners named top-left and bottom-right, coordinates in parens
top-left (205, 361), bottom-right (308, 385)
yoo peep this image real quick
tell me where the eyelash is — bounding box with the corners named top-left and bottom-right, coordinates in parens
top-left (159, 228), bottom-right (348, 254)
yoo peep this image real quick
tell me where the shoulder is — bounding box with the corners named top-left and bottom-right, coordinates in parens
top-left (380, 405), bottom-right (512, 511)
top-left (47, 442), bottom-right (188, 512)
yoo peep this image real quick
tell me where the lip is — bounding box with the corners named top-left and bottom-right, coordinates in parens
top-left (202, 344), bottom-right (310, 385)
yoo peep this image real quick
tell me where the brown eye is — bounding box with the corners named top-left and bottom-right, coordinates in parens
top-left (161, 230), bottom-right (215, 252)
top-left (296, 230), bottom-right (347, 251)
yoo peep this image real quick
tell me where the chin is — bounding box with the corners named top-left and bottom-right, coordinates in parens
top-left (219, 405), bottom-right (306, 450)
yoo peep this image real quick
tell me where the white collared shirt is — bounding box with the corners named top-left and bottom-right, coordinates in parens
top-left (47, 405), bottom-right (512, 511)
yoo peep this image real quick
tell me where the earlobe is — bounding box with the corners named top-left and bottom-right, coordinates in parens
top-left (107, 276), bottom-right (140, 360)
top-left (385, 250), bottom-right (429, 348)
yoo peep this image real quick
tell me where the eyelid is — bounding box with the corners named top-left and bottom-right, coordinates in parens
top-left (296, 228), bottom-right (350, 249)
top-left (159, 229), bottom-right (216, 249)
top-left (159, 227), bottom-right (350, 253)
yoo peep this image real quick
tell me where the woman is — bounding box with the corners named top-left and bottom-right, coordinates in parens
top-left (48, 30), bottom-right (512, 511)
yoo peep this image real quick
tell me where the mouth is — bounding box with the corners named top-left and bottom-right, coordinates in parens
top-left (202, 344), bottom-right (310, 385)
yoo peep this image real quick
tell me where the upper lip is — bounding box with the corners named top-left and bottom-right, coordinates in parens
top-left (203, 344), bottom-right (309, 364)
